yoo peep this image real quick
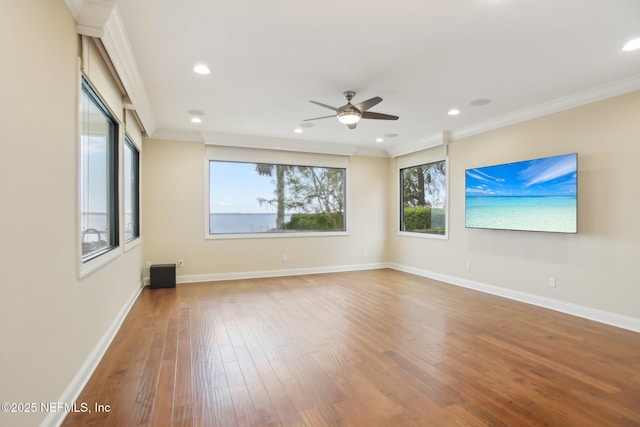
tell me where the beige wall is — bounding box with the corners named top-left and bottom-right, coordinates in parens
top-left (0, 2), bottom-right (143, 426)
top-left (389, 91), bottom-right (640, 321)
top-left (142, 139), bottom-right (389, 279)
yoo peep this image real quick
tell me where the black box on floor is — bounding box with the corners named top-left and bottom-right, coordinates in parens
top-left (150, 264), bottom-right (176, 289)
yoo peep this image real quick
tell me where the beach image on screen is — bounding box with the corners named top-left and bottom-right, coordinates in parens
top-left (465, 153), bottom-right (577, 233)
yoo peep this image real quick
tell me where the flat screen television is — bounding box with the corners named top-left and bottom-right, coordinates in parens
top-left (465, 153), bottom-right (577, 233)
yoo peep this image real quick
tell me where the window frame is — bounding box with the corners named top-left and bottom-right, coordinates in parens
top-left (79, 77), bottom-right (120, 269)
top-left (205, 158), bottom-right (349, 239)
top-left (123, 134), bottom-right (140, 244)
top-left (398, 158), bottom-right (448, 239)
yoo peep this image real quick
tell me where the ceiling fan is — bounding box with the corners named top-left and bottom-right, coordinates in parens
top-left (304, 91), bottom-right (399, 129)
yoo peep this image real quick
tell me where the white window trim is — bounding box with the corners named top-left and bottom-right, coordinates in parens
top-left (79, 248), bottom-right (122, 278)
top-left (203, 147), bottom-right (350, 239)
top-left (397, 156), bottom-right (450, 240)
top-left (123, 133), bottom-right (141, 247)
top-left (77, 70), bottom-right (123, 278)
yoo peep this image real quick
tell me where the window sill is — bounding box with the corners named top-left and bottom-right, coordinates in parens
top-left (79, 247), bottom-right (121, 278)
top-left (124, 236), bottom-right (142, 252)
top-left (397, 231), bottom-right (448, 240)
top-left (205, 231), bottom-right (350, 240)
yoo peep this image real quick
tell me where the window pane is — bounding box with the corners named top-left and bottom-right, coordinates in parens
top-left (124, 136), bottom-right (140, 241)
top-left (400, 160), bottom-right (446, 235)
top-left (209, 161), bottom-right (346, 234)
top-left (80, 79), bottom-right (118, 260)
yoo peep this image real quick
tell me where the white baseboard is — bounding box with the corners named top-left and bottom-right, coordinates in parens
top-left (176, 262), bottom-right (388, 284)
top-left (41, 282), bottom-right (144, 427)
top-left (388, 263), bottom-right (640, 333)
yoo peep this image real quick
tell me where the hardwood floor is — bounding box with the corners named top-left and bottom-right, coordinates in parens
top-left (62, 269), bottom-right (640, 426)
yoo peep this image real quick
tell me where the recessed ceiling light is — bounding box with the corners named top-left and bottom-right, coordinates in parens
top-left (375, 137), bottom-right (384, 143)
top-left (188, 109), bottom-right (205, 116)
top-left (299, 122), bottom-right (314, 128)
top-left (448, 108), bottom-right (460, 116)
top-left (190, 117), bottom-right (202, 124)
top-left (470, 98), bottom-right (491, 106)
top-left (384, 133), bottom-right (399, 138)
top-left (294, 128), bottom-right (303, 134)
top-left (193, 64), bottom-right (211, 75)
top-left (622, 38), bottom-right (640, 51)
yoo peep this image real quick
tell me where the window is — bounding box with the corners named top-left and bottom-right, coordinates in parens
top-left (209, 161), bottom-right (346, 234)
top-left (80, 78), bottom-right (119, 261)
top-left (124, 135), bottom-right (140, 242)
top-left (400, 160), bottom-right (447, 235)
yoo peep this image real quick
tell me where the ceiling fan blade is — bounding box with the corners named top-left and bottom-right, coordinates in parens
top-left (361, 111), bottom-right (399, 120)
top-left (303, 115), bottom-right (336, 121)
top-left (309, 100), bottom-right (340, 112)
top-left (353, 96), bottom-right (382, 113)
top-left (347, 123), bottom-right (357, 130)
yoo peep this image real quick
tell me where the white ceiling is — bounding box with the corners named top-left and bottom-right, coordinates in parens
top-left (110, 0), bottom-right (640, 156)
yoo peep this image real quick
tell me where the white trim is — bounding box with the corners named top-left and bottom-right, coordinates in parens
top-left (124, 236), bottom-right (142, 252)
top-left (69, 0), bottom-right (156, 136)
top-left (41, 281), bottom-right (144, 427)
top-left (176, 263), bottom-right (387, 284)
top-left (149, 130), bottom-right (389, 158)
top-left (69, 0), bottom-right (115, 37)
top-left (206, 231), bottom-right (350, 240)
top-left (397, 231), bottom-right (448, 240)
top-left (151, 129), bottom-right (204, 143)
top-left (204, 150), bottom-right (349, 238)
top-left (99, 6), bottom-right (155, 135)
top-left (450, 73), bottom-right (640, 142)
top-left (63, 0), bottom-right (88, 21)
top-left (397, 153), bottom-right (449, 240)
top-left (387, 263), bottom-right (640, 333)
top-left (206, 144), bottom-right (350, 168)
top-left (201, 131), bottom-right (358, 157)
top-left (79, 248), bottom-right (121, 278)
top-left (387, 132), bottom-right (448, 158)
top-left (77, 74), bottom-right (123, 279)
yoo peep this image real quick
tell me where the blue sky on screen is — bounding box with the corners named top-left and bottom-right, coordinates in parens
top-left (209, 161), bottom-right (277, 213)
top-left (465, 153), bottom-right (577, 197)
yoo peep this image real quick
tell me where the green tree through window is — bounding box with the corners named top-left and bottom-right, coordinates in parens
top-left (209, 161), bottom-right (346, 234)
top-left (400, 160), bottom-right (446, 235)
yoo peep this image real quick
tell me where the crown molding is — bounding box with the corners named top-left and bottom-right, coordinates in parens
top-left (200, 131), bottom-right (359, 156)
top-left (386, 132), bottom-right (449, 158)
top-left (63, 0), bottom-right (85, 20)
top-left (99, 7), bottom-right (156, 135)
top-left (65, 0), bottom-right (114, 37)
top-left (450, 73), bottom-right (640, 142)
top-left (65, 0), bottom-right (156, 136)
top-left (353, 146), bottom-right (391, 158)
top-left (151, 129), bottom-right (205, 143)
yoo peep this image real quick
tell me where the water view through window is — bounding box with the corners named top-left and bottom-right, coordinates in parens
top-left (209, 161), bottom-right (346, 234)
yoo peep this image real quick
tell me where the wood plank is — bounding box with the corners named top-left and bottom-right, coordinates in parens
top-left (62, 269), bottom-right (640, 426)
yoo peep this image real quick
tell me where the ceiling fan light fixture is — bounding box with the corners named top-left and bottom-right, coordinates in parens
top-left (337, 110), bottom-right (361, 125)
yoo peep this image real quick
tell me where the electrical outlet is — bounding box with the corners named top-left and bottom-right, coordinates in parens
top-left (548, 277), bottom-right (556, 288)
top-left (465, 262), bottom-right (471, 271)
top-left (363, 250), bottom-right (368, 258)
top-left (178, 260), bottom-right (184, 268)
top-left (146, 261), bottom-right (152, 268)
top-left (282, 254), bottom-right (288, 262)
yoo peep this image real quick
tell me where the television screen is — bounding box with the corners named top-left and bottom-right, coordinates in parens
top-left (465, 153), bottom-right (577, 233)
